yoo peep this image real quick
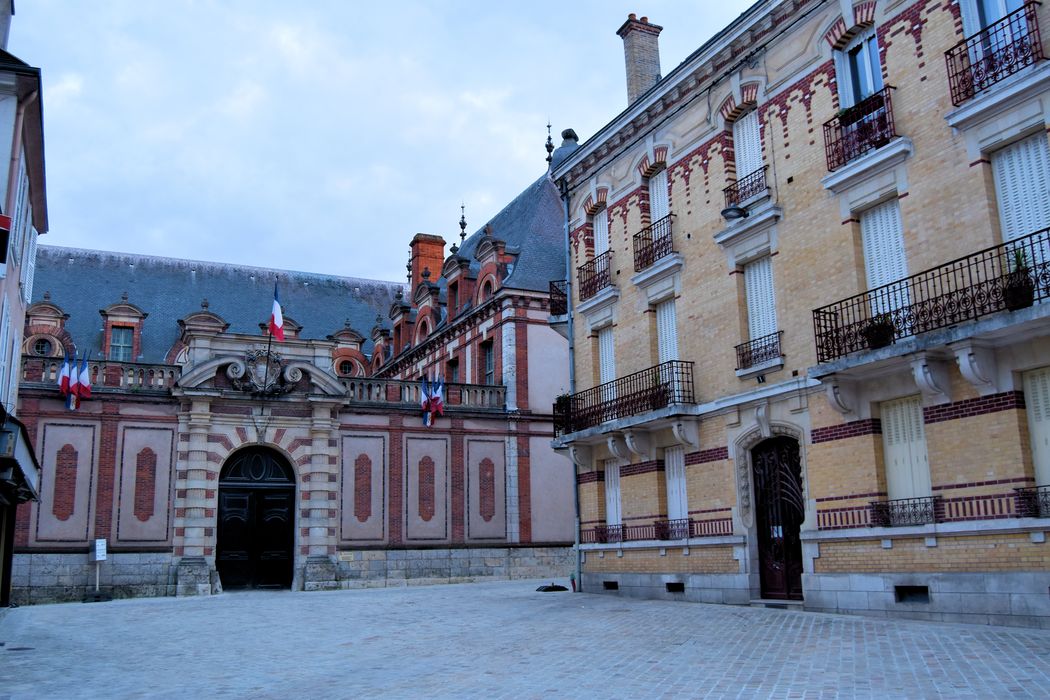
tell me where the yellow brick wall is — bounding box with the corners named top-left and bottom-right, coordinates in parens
top-left (815, 534), bottom-right (1050, 573)
top-left (621, 470), bottom-right (666, 521)
top-left (583, 545), bottom-right (736, 574)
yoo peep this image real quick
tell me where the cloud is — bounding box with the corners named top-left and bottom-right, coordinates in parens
top-left (45, 73), bottom-right (83, 108)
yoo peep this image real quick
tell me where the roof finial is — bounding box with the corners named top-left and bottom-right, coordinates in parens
top-left (121, 291), bottom-right (129, 303)
top-left (375, 314), bottom-right (382, 326)
top-left (545, 121), bottom-right (554, 164)
top-left (459, 202), bottom-right (467, 242)
top-left (201, 298), bottom-right (209, 310)
top-left (43, 291), bottom-right (51, 301)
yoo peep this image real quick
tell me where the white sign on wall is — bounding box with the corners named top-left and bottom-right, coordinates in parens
top-left (92, 538), bottom-right (107, 562)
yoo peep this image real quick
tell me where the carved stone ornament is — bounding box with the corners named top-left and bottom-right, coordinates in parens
top-left (230, 350), bottom-right (297, 396)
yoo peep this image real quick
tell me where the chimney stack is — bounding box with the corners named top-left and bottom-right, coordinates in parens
top-left (617, 14), bottom-right (663, 105)
top-left (409, 234), bottom-right (446, 292)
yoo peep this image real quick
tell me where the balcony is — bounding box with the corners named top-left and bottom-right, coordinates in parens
top-left (549, 279), bottom-right (568, 316)
top-left (581, 517), bottom-right (732, 543)
top-left (553, 360), bottom-right (695, 436)
top-left (577, 250), bottom-right (612, 302)
top-left (945, 2), bottom-right (1044, 107)
top-left (632, 214), bottom-right (675, 272)
top-left (813, 227), bottom-right (1050, 362)
top-left (735, 330), bottom-right (784, 372)
top-left (870, 496), bottom-right (943, 527)
top-left (823, 86), bottom-right (897, 171)
top-left (1015, 485), bottom-right (1050, 517)
top-left (723, 166), bottom-right (768, 208)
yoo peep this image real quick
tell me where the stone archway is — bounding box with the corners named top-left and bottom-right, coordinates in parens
top-left (216, 447), bottom-right (295, 590)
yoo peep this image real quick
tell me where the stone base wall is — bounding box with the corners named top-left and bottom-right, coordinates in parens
top-left (11, 552), bottom-right (176, 605)
top-left (803, 572), bottom-right (1050, 629)
top-left (581, 571), bottom-right (752, 604)
top-left (330, 546), bottom-right (574, 589)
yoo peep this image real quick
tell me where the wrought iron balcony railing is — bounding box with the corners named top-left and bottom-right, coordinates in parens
top-left (735, 330), bottom-right (784, 371)
top-left (632, 214), bottom-right (675, 272)
top-left (945, 2), bottom-right (1044, 106)
top-left (581, 517), bottom-right (732, 544)
top-left (823, 86), bottom-right (897, 171)
top-left (549, 279), bottom-right (568, 316)
top-left (553, 360), bottom-right (695, 436)
top-left (723, 166), bottom-right (768, 208)
top-left (813, 226), bottom-right (1050, 362)
top-left (577, 250), bottom-right (612, 302)
top-left (1015, 485), bottom-right (1050, 517)
top-left (870, 496), bottom-right (943, 527)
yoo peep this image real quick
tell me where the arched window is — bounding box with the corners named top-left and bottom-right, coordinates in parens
top-left (33, 338), bottom-right (53, 356)
top-left (339, 360), bottom-right (354, 376)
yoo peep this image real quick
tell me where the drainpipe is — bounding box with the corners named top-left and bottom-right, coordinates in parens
top-left (5, 89), bottom-right (35, 216)
top-left (558, 176), bottom-right (582, 592)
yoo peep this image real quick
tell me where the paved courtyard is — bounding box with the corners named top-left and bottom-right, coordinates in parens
top-left (1, 579), bottom-right (1049, 699)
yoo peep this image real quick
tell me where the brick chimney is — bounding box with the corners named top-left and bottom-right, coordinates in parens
top-left (616, 14), bottom-right (663, 105)
top-left (409, 234), bottom-right (446, 293)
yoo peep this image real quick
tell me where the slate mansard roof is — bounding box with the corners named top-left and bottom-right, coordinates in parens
top-left (32, 246), bottom-right (405, 363)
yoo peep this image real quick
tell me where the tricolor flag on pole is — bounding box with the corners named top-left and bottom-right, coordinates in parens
top-left (420, 377), bottom-right (433, 426)
top-left (269, 282), bottom-right (285, 341)
top-left (57, 352), bottom-right (71, 396)
top-left (77, 352), bottom-right (92, 400)
top-left (430, 377), bottom-right (445, 422)
top-left (66, 354), bottom-right (82, 411)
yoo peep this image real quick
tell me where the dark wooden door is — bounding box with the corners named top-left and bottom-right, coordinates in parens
top-left (752, 437), bottom-right (804, 600)
top-left (216, 448), bottom-right (294, 590)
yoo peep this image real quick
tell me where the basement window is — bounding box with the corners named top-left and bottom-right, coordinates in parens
top-left (894, 585), bottom-right (930, 604)
top-left (665, 582), bottom-right (685, 593)
top-left (603, 580), bottom-right (619, 591)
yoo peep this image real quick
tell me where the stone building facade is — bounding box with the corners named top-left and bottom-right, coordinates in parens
top-left (552, 0), bottom-right (1050, 627)
top-left (11, 155), bottom-right (576, 603)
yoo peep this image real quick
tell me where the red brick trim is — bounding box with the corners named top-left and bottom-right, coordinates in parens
top-left (577, 470), bottom-right (604, 485)
top-left (811, 418), bottom-right (882, 444)
top-left (815, 491), bottom-right (887, 503)
top-left (922, 391), bottom-right (1025, 425)
top-left (933, 476), bottom-right (1033, 492)
top-left (620, 460), bottom-right (664, 477)
top-left (685, 446), bottom-right (729, 465)
top-left (817, 505), bottom-right (873, 530)
top-left (941, 493), bottom-right (1019, 521)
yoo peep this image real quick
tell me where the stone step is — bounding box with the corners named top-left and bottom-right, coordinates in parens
top-left (749, 598), bottom-right (803, 611)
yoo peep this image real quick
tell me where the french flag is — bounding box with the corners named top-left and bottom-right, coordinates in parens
top-left (269, 282), bottom-right (284, 341)
top-left (66, 355), bottom-right (81, 411)
top-left (77, 353), bottom-right (92, 400)
top-left (57, 353), bottom-right (71, 396)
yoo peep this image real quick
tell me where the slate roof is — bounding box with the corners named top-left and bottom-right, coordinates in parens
top-left (32, 246), bottom-right (405, 364)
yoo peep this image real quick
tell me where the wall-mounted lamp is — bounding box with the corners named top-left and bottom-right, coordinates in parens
top-left (721, 204), bottom-right (749, 221)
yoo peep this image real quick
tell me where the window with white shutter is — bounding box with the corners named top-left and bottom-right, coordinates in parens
top-left (593, 208), bottom-right (610, 257)
top-left (961, 0), bottom-right (1025, 36)
top-left (992, 133), bottom-right (1050, 243)
top-left (604, 458), bottom-right (622, 526)
top-left (744, 256), bottom-right (777, 340)
top-left (733, 110), bottom-right (763, 179)
top-left (860, 199), bottom-right (909, 314)
top-left (836, 29), bottom-right (884, 108)
top-left (648, 168), bottom-right (669, 223)
top-left (598, 326), bottom-right (616, 386)
top-left (1024, 367), bottom-right (1050, 486)
top-left (0, 297), bottom-right (9, 404)
top-left (655, 299), bottom-right (678, 364)
top-left (880, 395), bottom-right (931, 501)
top-left (21, 229), bottom-right (36, 305)
top-left (665, 446), bottom-right (687, 522)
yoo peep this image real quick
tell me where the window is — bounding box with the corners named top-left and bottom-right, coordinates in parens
top-left (0, 298), bottom-right (8, 402)
top-left (664, 446), bottom-right (687, 522)
top-left (837, 30), bottom-right (883, 108)
top-left (447, 358), bottom-right (459, 384)
top-left (338, 359), bottom-right (354, 376)
top-left (655, 299), bottom-right (678, 363)
top-left (1024, 367), bottom-right (1050, 486)
top-left (20, 228), bottom-right (36, 305)
top-left (33, 338), bottom-right (52, 356)
top-left (593, 208), bottom-right (610, 257)
top-left (110, 326), bottom-right (133, 361)
top-left (991, 133), bottom-right (1050, 243)
top-left (962, 0), bottom-right (1025, 35)
top-left (860, 199), bottom-right (909, 314)
top-left (880, 396), bottom-right (931, 501)
top-left (481, 340), bottom-right (494, 385)
top-left (604, 458), bottom-right (622, 527)
top-left (743, 256), bottom-right (777, 341)
top-left (597, 326), bottom-right (615, 385)
top-left (733, 110), bottom-right (763, 180)
top-left (448, 282), bottom-right (458, 315)
top-left (648, 168), bottom-right (669, 222)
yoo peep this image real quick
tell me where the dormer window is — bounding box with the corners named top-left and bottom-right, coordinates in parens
top-left (449, 282), bottom-right (459, 315)
top-left (482, 280), bottom-right (494, 301)
top-left (110, 326), bottom-right (134, 361)
top-left (339, 359), bottom-right (354, 375)
top-left (32, 338), bottom-right (52, 356)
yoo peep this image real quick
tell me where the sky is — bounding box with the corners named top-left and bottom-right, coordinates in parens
top-left (11, 1), bottom-right (756, 285)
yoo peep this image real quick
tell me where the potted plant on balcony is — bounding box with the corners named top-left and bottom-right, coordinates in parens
top-left (1003, 248), bottom-right (1035, 311)
top-left (860, 312), bottom-right (895, 350)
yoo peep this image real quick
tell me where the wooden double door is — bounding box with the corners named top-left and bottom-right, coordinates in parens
top-left (216, 448), bottom-right (295, 590)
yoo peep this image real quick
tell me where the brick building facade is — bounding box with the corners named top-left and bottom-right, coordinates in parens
top-left (11, 148), bottom-right (577, 602)
top-left (552, 0), bottom-right (1050, 626)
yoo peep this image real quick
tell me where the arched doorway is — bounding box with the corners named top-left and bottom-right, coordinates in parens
top-left (751, 436), bottom-right (804, 600)
top-left (216, 447), bottom-right (295, 590)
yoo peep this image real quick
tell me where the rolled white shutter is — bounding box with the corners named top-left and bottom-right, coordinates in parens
top-left (881, 395), bottom-right (931, 500)
top-left (593, 208), bottom-right (610, 256)
top-left (664, 446), bottom-right (687, 521)
top-left (656, 299), bottom-right (678, 363)
top-left (861, 200), bottom-right (910, 314)
top-left (648, 169), bottom-right (669, 222)
top-left (992, 133), bottom-right (1050, 242)
top-left (604, 458), bottom-right (622, 526)
top-left (1024, 367), bottom-right (1050, 486)
top-left (744, 256), bottom-right (777, 340)
top-left (598, 326), bottom-right (615, 386)
top-left (733, 110), bottom-right (763, 179)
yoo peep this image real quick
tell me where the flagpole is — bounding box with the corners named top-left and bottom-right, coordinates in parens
top-left (262, 276), bottom-right (277, 394)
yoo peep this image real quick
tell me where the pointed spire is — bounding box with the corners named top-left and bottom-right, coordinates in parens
top-left (545, 121), bottom-right (554, 164)
top-left (459, 203), bottom-right (467, 242)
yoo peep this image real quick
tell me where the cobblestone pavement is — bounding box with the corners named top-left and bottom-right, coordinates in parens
top-left (2, 579), bottom-right (1050, 699)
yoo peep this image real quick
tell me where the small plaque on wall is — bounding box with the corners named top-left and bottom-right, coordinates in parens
top-left (91, 538), bottom-right (107, 562)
